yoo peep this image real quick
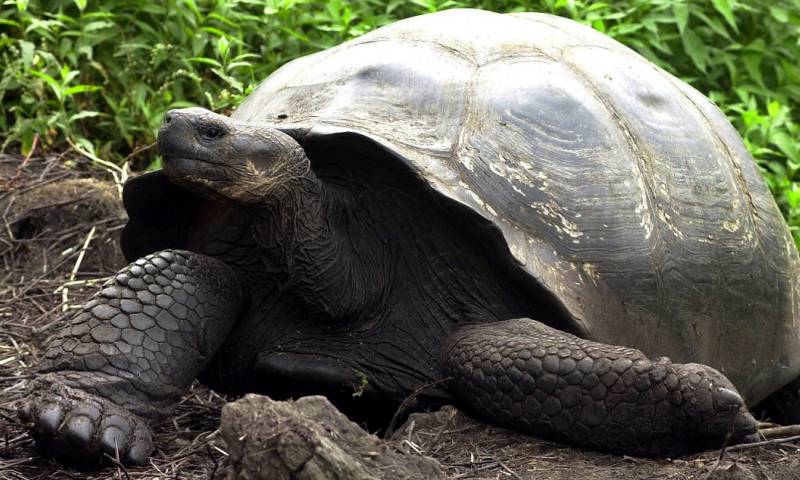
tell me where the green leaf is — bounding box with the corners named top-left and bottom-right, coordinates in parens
top-left (211, 67), bottom-right (243, 93)
top-left (137, 3), bottom-right (165, 14)
top-left (672, 3), bottom-right (689, 34)
top-left (64, 84), bottom-right (102, 97)
top-left (681, 28), bottom-right (707, 72)
top-left (84, 20), bottom-right (114, 32)
top-left (226, 61), bottom-right (253, 70)
top-left (693, 11), bottom-right (731, 40)
top-left (75, 137), bottom-right (97, 157)
top-left (769, 6), bottom-right (789, 23)
top-left (188, 57), bottom-right (223, 67)
top-left (74, 0), bottom-right (87, 11)
top-left (29, 69), bottom-right (63, 101)
top-left (743, 52), bottom-right (764, 87)
top-left (767, 101), bottom-right (781, 119)
top-left (20, 40), bottom-right (35, 67)
top-left (20, 129), bottom-right (34, 154)
top-left (207, 12), bottom-right (240, 28)
top-left (69, 110), bottom-right (100, 122)
top-left (62, 69), bottom-right (80, 85)
top-left (217, 36), bottom-right (230, 61)
top-left (181, 0), bottom-right (202, 20)
top-left (199, 26), bottom-right (227, 38)
top-left (772, 131), bottom-right (800, 164)
top-left (711, 0), bottom-right (738, 31)
top-left (592, 19), bottom-right (606, 33)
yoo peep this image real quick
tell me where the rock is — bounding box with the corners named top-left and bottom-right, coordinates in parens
top-left (705, 463), bottom-right (757, 480)
top-left (219, 394), bottom-right (444, 480)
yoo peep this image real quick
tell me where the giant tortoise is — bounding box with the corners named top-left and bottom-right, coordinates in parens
top-left (20, 9), bottom-right (800, 465)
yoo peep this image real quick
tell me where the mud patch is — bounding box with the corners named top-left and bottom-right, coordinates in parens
top-left (1, 154), bottom-right (127, 281)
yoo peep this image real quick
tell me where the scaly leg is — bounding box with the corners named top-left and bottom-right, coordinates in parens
top-left (18, 249), bottom-right (243, 465)
top-left (443, 318), bottom-right (757, 456)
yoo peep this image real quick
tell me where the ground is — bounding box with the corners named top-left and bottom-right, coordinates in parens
top-left (2, 153), bottom-right (800, 479)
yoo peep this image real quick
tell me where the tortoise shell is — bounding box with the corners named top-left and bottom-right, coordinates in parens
top-left (125, 9), bottom-right (800, 404)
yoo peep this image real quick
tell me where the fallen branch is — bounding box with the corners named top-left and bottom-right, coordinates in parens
top-left (726, 434), bottom-right (800, 453)
top-left (759, 424), bottom-right (800, 439)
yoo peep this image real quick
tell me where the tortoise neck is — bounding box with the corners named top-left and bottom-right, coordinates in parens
top-left (249, 169), bottom-right (387, 322)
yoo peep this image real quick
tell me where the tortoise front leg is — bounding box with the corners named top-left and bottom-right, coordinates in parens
top-left (443, 318), bottom-right (758, 456)
top-left (18, 249), bottom-right (243, 466)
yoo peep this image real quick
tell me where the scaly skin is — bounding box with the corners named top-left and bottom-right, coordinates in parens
top-left (19, 249), bottom-right (243, 466)
top-left (444, 318), bottom-right (757, 456)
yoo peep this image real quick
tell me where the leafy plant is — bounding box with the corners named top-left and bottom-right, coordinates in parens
top-left (1, 0), bottom-right (800, 240)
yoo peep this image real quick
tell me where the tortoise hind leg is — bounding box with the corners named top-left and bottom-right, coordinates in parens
top-left (442, 318), bottom-right (758, 456)
top-left (18, 249), bottom-right (243, 466)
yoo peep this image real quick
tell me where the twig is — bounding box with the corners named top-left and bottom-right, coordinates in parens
top-left (497, 458), bottom-right (523, 480)
top-left (6, 134), bottom-right (40, 188)
top-left (23, 134), bottom-right (39, 164)
top-left (60, 226), bottom-right (96, 312)
top-left (725, 434), bottom-right (800, 453)
top-left (385, 377), bottom-right (452, 439)
top-left (122, 142), bottom-right (156, 164)
top-left (65, 137), bottom-right (127, 196)
top-left (206, 443), bottom-right (219, 479)
top-left (65, 137), bottom-right (124, 175)
top-left (760, 425), bottom-right (800, 439)
top-left (102, 453), bottom-right (131, 480)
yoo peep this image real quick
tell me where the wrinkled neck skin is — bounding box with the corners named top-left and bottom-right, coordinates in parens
top-left (247, 167), bottom-right (387, 323)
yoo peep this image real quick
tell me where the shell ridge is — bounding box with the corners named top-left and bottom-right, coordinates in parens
top-left (557, 52), bottom-right (670, 322)
top-left (659, 72), bottom-right (768, 259)
top-left (346, 36), bottom-right (478, 65)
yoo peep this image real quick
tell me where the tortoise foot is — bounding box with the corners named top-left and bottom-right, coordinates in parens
top-left (18, 376), bottom-right (153, 466)
top-left (444, 318), bottom-right (758, 456)
top-left (672, 363), bottom-right (758, 440)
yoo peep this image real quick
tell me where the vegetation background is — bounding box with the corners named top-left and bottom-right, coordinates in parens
top-left (1, 0), bottom-right (799, 238)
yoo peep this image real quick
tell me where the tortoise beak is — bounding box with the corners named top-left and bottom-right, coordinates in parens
top-left (158, 109), bottom-right (199, 160)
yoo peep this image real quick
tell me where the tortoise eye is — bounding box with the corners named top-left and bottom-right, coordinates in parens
top-left (200, 125), bottom-right (225, 141)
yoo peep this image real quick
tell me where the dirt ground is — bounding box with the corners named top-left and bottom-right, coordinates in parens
top-left (2, 153), bottom-right (800, 479)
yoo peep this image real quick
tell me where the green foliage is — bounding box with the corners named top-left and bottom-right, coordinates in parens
top-left (1, 0), bottom-right (800, 239)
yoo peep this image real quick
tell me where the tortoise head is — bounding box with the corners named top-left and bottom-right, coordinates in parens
top-left (157, 107), bottom-right (310, 204)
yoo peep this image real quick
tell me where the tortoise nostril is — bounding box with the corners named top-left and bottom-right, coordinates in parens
top-left (164, 112), bottom-right (173, 125)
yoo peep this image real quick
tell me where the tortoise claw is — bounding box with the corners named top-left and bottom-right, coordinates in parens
top-left (37, 403), bottom-right (65, 436)
top-left (62, 414), bottom-right (94, 448)
top-left (18, 400), bottom-right (33, 422)
top-left (19, 376), bottom-right (154, 467)
top-left (125, 425), bottom-right (153, 466)
top-left (100, 426), bottom-right (129, 457)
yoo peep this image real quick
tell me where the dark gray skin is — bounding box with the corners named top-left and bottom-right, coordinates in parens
top-left (19, 108), bottom-right (759, 466)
